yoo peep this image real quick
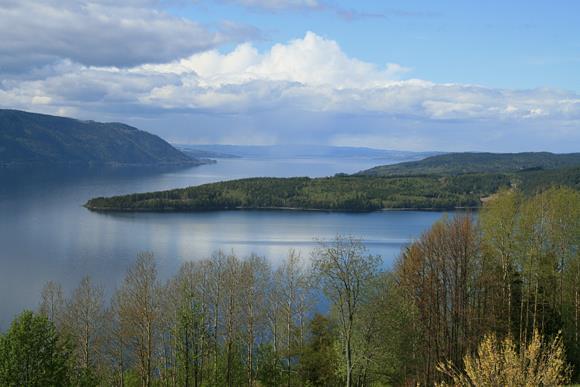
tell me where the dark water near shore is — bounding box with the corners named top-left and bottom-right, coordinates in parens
top-left (0, 157), bottom-right (446, 326)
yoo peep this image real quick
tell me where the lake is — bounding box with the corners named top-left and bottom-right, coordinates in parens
top-left (0, 157), bottom-right (447, 326)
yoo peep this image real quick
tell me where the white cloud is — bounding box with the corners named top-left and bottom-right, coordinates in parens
top-left (139, 32), bottom-right (410, 89)
top-left (1, 31), bottom-right (579, 151)
top-left (0, 0), bottom-right (256, 72)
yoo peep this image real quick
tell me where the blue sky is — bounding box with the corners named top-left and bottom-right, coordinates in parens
top-left (176, 0), bottom-right (580, 91)
top-left (0, 0), bottom-right (579, 151)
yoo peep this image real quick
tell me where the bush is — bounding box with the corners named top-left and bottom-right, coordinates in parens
top-left (436, 330), bottom-right (571, 386)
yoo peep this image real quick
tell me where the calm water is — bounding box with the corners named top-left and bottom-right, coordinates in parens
top-left (0, 157), bottom-right (446, 326)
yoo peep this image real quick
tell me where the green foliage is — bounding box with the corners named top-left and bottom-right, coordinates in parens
top-left (256, 344), bottom-right (283, 386)
top-left (360, 151), bottom-right (580, 176)
top-left (0, 109), bottom-right (197, 166)
top-left (85, 167), bottom-right (580, 212)
top-left (299, 314), bottom-right (341, 387)
top-left (356, 273), bottom-right (421, 385)
top-left (0, 311), bottom-right (71, 386)
top-left (395, 187), bottom-right (580, 384)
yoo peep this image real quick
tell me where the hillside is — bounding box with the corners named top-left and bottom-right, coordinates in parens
top-left (359, 152), bottom-right (580, 176)
top-left (0, 109), bottom-right (200, 167)
top-left (84, 167), bottom-right (580, 212)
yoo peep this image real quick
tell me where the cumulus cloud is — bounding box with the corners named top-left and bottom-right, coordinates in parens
top-left (140, 32), bottom-right (410, 87)
top-left (1, 31), bottom-right (579, 151)
top-left (0, 0), bottom-right (257, 73)
top-left (130, 33), bottom-right (579, 123)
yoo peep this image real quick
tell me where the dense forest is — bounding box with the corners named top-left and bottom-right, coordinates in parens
top-left (85, 167), bottom-right (580, 212)
top-left (359, 152), bottom-right (580, 176)
top-left (3, 187), bottom-right (579, 386)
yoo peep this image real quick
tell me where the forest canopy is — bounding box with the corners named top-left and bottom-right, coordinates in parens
top-left (85, 167), bottom-right (580, 212)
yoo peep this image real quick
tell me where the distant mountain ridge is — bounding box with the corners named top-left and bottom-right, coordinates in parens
top-left (358, 152), bottom-right (580, 176)
top-left (179, 144), bottom-right (441, 160)
top-left (0, 109), bottom-right (199, 167)
top-left (174, 144), bottom-right (240, 159)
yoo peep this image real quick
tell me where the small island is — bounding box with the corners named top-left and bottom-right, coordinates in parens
top-left (85, 160), bottom-right (580, 212)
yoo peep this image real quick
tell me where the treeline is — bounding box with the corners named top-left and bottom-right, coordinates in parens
top-left (359, 151), bottom-right (580, 176)
top-left (0, 246), bottom-right (374, 387)
top-left (397, 187), bottom-right (580, 384)
top-left (85, 167), bottom-right (579, 212)
top-left (2, 187), bottom-right (579, 386)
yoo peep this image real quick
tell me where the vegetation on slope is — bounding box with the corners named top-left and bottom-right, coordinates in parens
top-left (359, 151), bottom-right (580, 176)
top-left (85, 167), bottom-right (580, 212)
top-left (0, 109), bottom-right (199, 166)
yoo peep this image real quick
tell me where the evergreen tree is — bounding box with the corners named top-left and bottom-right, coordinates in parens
top-left (0, 311), bottom-right (71, 386)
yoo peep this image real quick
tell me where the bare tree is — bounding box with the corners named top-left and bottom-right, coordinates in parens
top-left (396, 214), bottom-right (484, 384)
top-left (104, 290), bottom-right (130, 387)
top-left (275, 249), bottom-right (312, 387)
top-left (266, 265), bottom-right (284, 384)
top-left (312, 236), bottom-right (380, 387)
top-left (208, 251), bottom-right (226, 385)
top-left (158, 280), bottom-right (179, 386)
top-left (166, 260), bottom-right (213, 387)
top-left (63, 276), bottom-right (105, 375)
top-left (39, 280), bottom-right (65, 328)
top-left (118, 252), bottom-right (161, 387)
top-left (240, 254), bottom-right (271, 386)
top-left (222, 253), bottom-right (242, 387)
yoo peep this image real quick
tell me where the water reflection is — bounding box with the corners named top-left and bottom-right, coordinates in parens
top-left (0, 158), bottom-right (445, 326)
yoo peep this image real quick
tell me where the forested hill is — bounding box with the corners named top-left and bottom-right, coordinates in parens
top-left (0, 109), bottom-right (200, 166)
top-left (85, 167), bottom-right (580, 212)
top-left (358, 152), bottom-right (580, 176)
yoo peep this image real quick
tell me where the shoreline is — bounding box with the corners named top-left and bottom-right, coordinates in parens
top-left (84, 204), bottom-right (479, 214)
top-left (0, 159), bottom-right (215, 169)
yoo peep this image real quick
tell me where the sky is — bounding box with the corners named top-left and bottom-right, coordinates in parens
top-left (0, 0), bottom-right (579, 152)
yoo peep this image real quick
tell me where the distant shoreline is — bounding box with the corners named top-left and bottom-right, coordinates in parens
top-left (0, 159), bottom-right (215, 169)
top-left (84, 204), bottom-right (478, 214)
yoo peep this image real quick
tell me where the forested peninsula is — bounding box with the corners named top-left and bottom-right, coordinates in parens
top-left (85, 160), bottom-right (580, 212)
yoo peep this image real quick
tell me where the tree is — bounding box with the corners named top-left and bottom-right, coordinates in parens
top-left (39, 280), bottom-right (65, 328)
top-left (312, 236), bottom-right (380, 387)
top-left (208, 251), bottom-right (226, 386)
top-left (0, 311), bottom-right (71, 386)
top-left (103, 290), bottom-right (131, 387)
top-left (63, 275), bottom-right (105, 383)
top-left (163, 260), bottom-right (212, 387)
top-left (299, 314), bottom-right (341, 387)
top-left (275, 249), bottom-right (312, 387)
top-left (480, 188), bottom-right (522, 336)
top-left (355, 272), bottom-right (420, 385)
top-left (117, 252), bottom-right (161, 387)
top-left (437, 330), bottom-right (571, 386)
top-left (221, 253), bottom-right (243, 387)
top-left (240, 254), bottom-right (271, 386)
top-left (396, 214), bottom-right (485, 384)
